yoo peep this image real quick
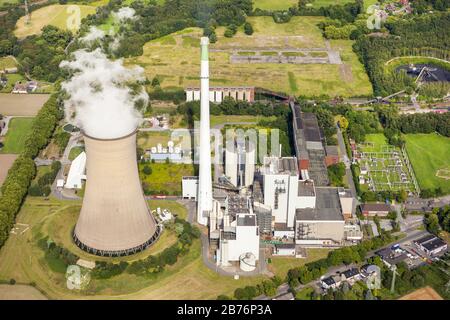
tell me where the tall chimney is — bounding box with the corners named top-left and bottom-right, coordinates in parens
top-left (73, 130), bottom-right (159, 256)
top-left (197, 37), bottom-right (213, 226)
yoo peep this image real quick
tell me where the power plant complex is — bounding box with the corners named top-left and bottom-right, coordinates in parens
top-left (73, 131), bottom-right (160, 257)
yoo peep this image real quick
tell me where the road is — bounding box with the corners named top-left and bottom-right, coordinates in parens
top-left (50, 133), bottom-right (82, 200)
top-left (255, 228), bottom-right (429, 300)
top-left (336, 125), bottom-right (358, 213)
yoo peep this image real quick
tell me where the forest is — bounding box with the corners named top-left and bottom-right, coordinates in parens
top-left (354, 13), bottom-right (450, 96)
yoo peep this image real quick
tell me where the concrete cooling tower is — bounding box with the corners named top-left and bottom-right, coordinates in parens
top-left (73, 130), bottom-right (160, 257)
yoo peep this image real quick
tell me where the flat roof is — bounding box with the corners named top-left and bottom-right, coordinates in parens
top-left (421, 238), bottom-right (447, 251)
top-left (296, 187), bottom-right (343, 221)
top-left (298, 180), bottom-right (315, 197)
top-left (237, 214), bottom-right (256, 227)
top-left (263, 157), bottom-right (298, 176)
top-left (414, 234), bottom-right (436, 245)
top-left (361, 203), bottom-right (391, 212)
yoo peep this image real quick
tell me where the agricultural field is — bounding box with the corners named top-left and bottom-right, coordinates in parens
top-left (0, 284), bottom-right (47, 300)
top-left (0, 93), bottom-right (50, 116)
top-left (405, 133), bottom-right (450, 195)
top-left (0, 117), bottom-right (34, 154)
top-left (14, 4), bottom-right (96, 38)
top-left (128, 17), bottom-right (372, 97)
top-left (0, 197), bottom-right (269, 299)
top-left (356, 134), bottom-right (419, 194)
top-left (399, 286), bottom-right (444, 300)
top-left (139, 162), bottom-right (195, 194)
top-left (253, 0), bottom-right (354, 10)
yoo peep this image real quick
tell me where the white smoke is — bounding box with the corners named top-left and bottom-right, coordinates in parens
top-left (79, 26), bottom-right (105, 45)
top-left (59, 48), bottom-right (148, 139)
top-left (112, 7), bottom-right (136, 23)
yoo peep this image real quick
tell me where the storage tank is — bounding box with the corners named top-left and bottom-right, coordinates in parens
top-left (239, 252), bottom-right (257, 272)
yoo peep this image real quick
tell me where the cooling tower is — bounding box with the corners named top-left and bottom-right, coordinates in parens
top-left (73, 130), bottom-right (160, 257)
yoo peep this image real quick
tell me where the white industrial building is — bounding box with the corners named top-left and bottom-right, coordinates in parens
top-left (225, 138), bottom-right (255, 188)
top-left (261, 157), bottom-right (300, 229)
top-left (65, 151), bottom-right (87, 189)
top-left (182, 176), bottom-right (198, 200)
top-left (185, 87), bottom-right (255, 103)
top-left (209, 195), bottom-right (260, 271)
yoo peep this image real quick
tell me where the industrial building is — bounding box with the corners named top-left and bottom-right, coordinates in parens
top-left (414, 235), bottom-right (448, 256)
top-left (209, 194), bottom-right (260, 270)
top-left (185, 86), bottom-right (255, 103)
top-left (182, 176), bottom-right (198, 200)
top-left (148, 141), bottom-right (183, 162)
top-left (291, 103), bottom-right (329, 186)
top-left (261, 157), bottom-right (300, 229)
top-left (295, 187), bottom-right (345, 247)
top-left (65, 151), bottom-right (86, 189)
top-left (225, 137), bottom-right (255, 188)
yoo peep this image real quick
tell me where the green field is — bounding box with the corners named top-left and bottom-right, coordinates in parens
top-left (253, 0), bottom-right (354, 10)
top-left (0, 197), bottom-right (269, 299)
top-left (14, 4), bottom-right (96, 38)
top-left (405, 133), bottom-right (450, 194)
top-left (0, 56), bottom-right (17, 70)
top-left (269, 249), bottom-right (330, 278)
top-left (68, 146), bottom-right (84, 161)
top-left (0, 117), bottom-right (34, 154)
top-left (128, 17), bottom-right (372, 97)
top-left (139, 163), bottom-right (195, 194)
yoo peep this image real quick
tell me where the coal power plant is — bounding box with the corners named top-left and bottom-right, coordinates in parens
top-left (73, 130), bottom-right (160, 257)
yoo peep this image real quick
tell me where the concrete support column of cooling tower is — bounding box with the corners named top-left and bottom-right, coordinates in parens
top-left (197, 37), bottom-right (213, 226)
top-left (73, 131), bottom-right (158, 256)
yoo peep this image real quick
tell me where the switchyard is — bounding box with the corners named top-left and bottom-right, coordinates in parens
top-left (355, 135), bottom-right (420, 194)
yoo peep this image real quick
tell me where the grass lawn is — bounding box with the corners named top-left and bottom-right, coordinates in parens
top-left (68, 146), bottom-right (84, 161)
top-left (253, 0), bottom-right (354, 10)
top-left (0, 117), bottom-right (34, 154)
top-left (137, 131), bottom-right (172, 150)
top-left (14, 4), bottom-right (96, 38)
top-left (296, 286), bottom-right (315, 300)
top-left (268, 248), bottom-right (330, 278)
top-left (404, 133), bottom-right (450, 194)
top-left (148, 199), bottom-right (188, 220)
top-left (0, 197), bottom-right (268, 299)
top-left (253, 0), bottom-right (298, 10)
top-left (139, 162), bottom-right (195, 194)
top-left (0, 56), bottom-right (17, 70)
top-left (210, 115), bottom-right (275, 127)
top-left (0, 73), bottom-right (26, 93)
top-left (127, 17), bottom-right (372, 97)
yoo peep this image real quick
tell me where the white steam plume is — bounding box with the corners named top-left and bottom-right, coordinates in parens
top-left (80, 26), bottom-right (105, 44)
top-left (60, 48), bottom-right (148, 139)
top-left (112, 7), bottom-right (136, 22)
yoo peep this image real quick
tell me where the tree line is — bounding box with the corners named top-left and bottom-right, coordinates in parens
top-left (354, 13), bottom-right (450, 96)
top-left (0, 94), bottom-right (61, 249)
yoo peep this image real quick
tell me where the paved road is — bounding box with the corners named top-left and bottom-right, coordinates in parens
top-left (51, 133), bottom-right (82, 200)
top-left (336, 125), bottom-right (359, 214)
top-left (255, 228), bottom-right (430, 300)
